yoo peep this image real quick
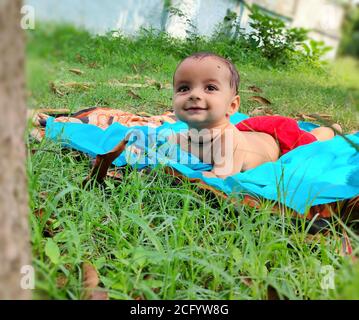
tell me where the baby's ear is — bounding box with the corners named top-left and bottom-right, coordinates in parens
top-left (228, 95), bottom-right (240, 115)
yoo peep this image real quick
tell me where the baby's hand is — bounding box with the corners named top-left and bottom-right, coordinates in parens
top-left (202, 171), bottom-right (218, 178)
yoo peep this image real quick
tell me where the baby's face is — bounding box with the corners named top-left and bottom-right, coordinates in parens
top-left (173, 57), bottom-right (239, 130)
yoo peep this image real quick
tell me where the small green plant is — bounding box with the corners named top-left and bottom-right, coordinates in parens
top-left (301, 39), bottom-right (333, 67)
top-left (247, 6), bottom-right (309, 65)
top-left (204, 5), bottom-right (331, 69)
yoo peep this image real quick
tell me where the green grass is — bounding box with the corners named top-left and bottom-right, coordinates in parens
top-left (27, 24), bottom-right (359, 300)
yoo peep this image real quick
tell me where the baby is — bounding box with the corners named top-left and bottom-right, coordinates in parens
top-left (171, 52), bottom-right (341, 178)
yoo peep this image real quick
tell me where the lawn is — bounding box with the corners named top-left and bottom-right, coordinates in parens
top-left (26, 24), bottom-right (359, 300)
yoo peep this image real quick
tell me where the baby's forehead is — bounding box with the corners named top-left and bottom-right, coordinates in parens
top-left (179, 56), bottom-right (228, 71)
top-left (174, 56), bottom-right (231, 81)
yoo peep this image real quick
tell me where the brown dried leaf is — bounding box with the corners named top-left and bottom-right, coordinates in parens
top-left (76, 54), bottom-right (85, 63)
top-left (89, 289), bottom-right (109, 300)
top-left (34, 208), bottom-right (45, 219)
top-left (56, 274), bottom-right (68, 288)
top-left (82, 262), bottom-right (109, 300)
top-left (62, 82), bottom-right (93, 90)
top-left (267, 285), bottom-right (281, 300)
top-left (308, 113), bottom-right (333, 120)
top-left (82, 262), bottom-right (99, 289)
top-left (303, 233), bottom-right (323, 244)
top-left (339, 229), bottom-right (354, 257)
top-left (156, 103), bottom-right (171, 110)
top-left (49, 82), bottom-right (65, 96)
top-left (295, 113), bottom-right (333, 122)
top-left (127, 90), bottom-right (141, 100)
top-left (296, 113), bottom-right (317, 121)
top-left (145, 78), bottom-right (162, 90)
top-left (107, 170), bottom-right (123, 180)
top-left (248, 85), bottom-right (263, 93)
top-left (50, 81), bottom-right (93, 95)
top-left (248, 96), bottom-right (272, 105)
top-left (249, 107), bottom-right (274, 116)
top-left (69, 68), bottom-right (84, 75)
top-left (39, 191), bottom-right (48, 200)
top-left (108, 80), bottom-right (147, 88)
top-left (88, 62), bottom-right (98, 69)
top-left (123, 75), bottom-right (142, 81)
top-left (240, 275), bottom-right (253, 287)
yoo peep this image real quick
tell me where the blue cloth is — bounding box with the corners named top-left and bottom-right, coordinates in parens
top-left (45, 113), bottom-right (359, 214)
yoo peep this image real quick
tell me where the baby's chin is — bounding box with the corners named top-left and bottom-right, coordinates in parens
top-left (174, 113), bottom-right (231, 130)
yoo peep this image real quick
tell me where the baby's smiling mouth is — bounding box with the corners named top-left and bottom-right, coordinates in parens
top-left (185, 106), bottom-right (207, 111)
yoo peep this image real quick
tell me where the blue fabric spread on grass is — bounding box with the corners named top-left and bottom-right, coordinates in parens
top-left (45, 113), bottom-right (359, 214)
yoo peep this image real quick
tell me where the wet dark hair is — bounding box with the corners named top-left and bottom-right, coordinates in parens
top-left (173, 52), bottom-right (240, 94)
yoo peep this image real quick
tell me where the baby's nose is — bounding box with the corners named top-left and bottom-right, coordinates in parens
top-left (189, 88), bottom-right (201, 100)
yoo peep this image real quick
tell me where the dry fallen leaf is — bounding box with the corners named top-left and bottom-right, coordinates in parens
top-left (50, 81), bottom-right (93, 96)
top-left (267, 285), bottom-right (283, 300)
top-left (83, 262), bottom-right (99, 289)
top-left (56, 274), bottom-right (68, 288)
top-left (241, 276), bottom-right (253, 287)
top-left (107, 169), bottom-right (124, 180)
top-left (248, 96), bottom-right (272, 105)
top-left (49, 82), bottom-right (65, 96)
top-left (108, 80), bottom-right (147, 88)
top-left (89, 290), bottom-right (109, 300)
top-left (295, 113), bottom-right (317, 121)
top-left (249, 106), bottom-right (274, 116)
top-left (155, 103), bottom-right (171, 110)
top-left (82, 262), bottom-right (108, 300)
top-left (69, 68), bottom-right (84, 75)
top-left (296, 113), bottom-right (333, 121)
top-left (88, 62), bottom-right (98, 69)
top-left (62, 82), bottom-right (93, 90)
top-left (248, 85), bottom-right (263, 93)
top-left (34, 208), bottom-right (45, 219)
top-left (108, 79), bottom-right (171, 90)
top-left (123, 75), bottom-right (142, 81)
top-left (127, 89), bottom-right (141, 100)
top-left (312, 113), bottom-right (332, 120)
top-left (76, 54), bottom-right (85, 63)
top-left (145, 78), bottom-right (162, 90)
top-left (39, 191), bottom-right (49, 200)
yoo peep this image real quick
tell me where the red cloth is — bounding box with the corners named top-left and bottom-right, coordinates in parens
top-left (235, 116), bottom-right (317, 155)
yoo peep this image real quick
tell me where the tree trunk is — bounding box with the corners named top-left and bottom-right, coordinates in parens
top-left (0, 0), bottom-right (31, 299)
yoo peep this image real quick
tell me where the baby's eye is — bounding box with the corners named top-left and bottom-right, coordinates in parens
top-left (177, 85), bottom-right (189, 93)
top-left (206, 84), bottom-right (218, 91)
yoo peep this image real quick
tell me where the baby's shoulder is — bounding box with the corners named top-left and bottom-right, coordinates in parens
top-left (220, 125), bottom-right (246, 144)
